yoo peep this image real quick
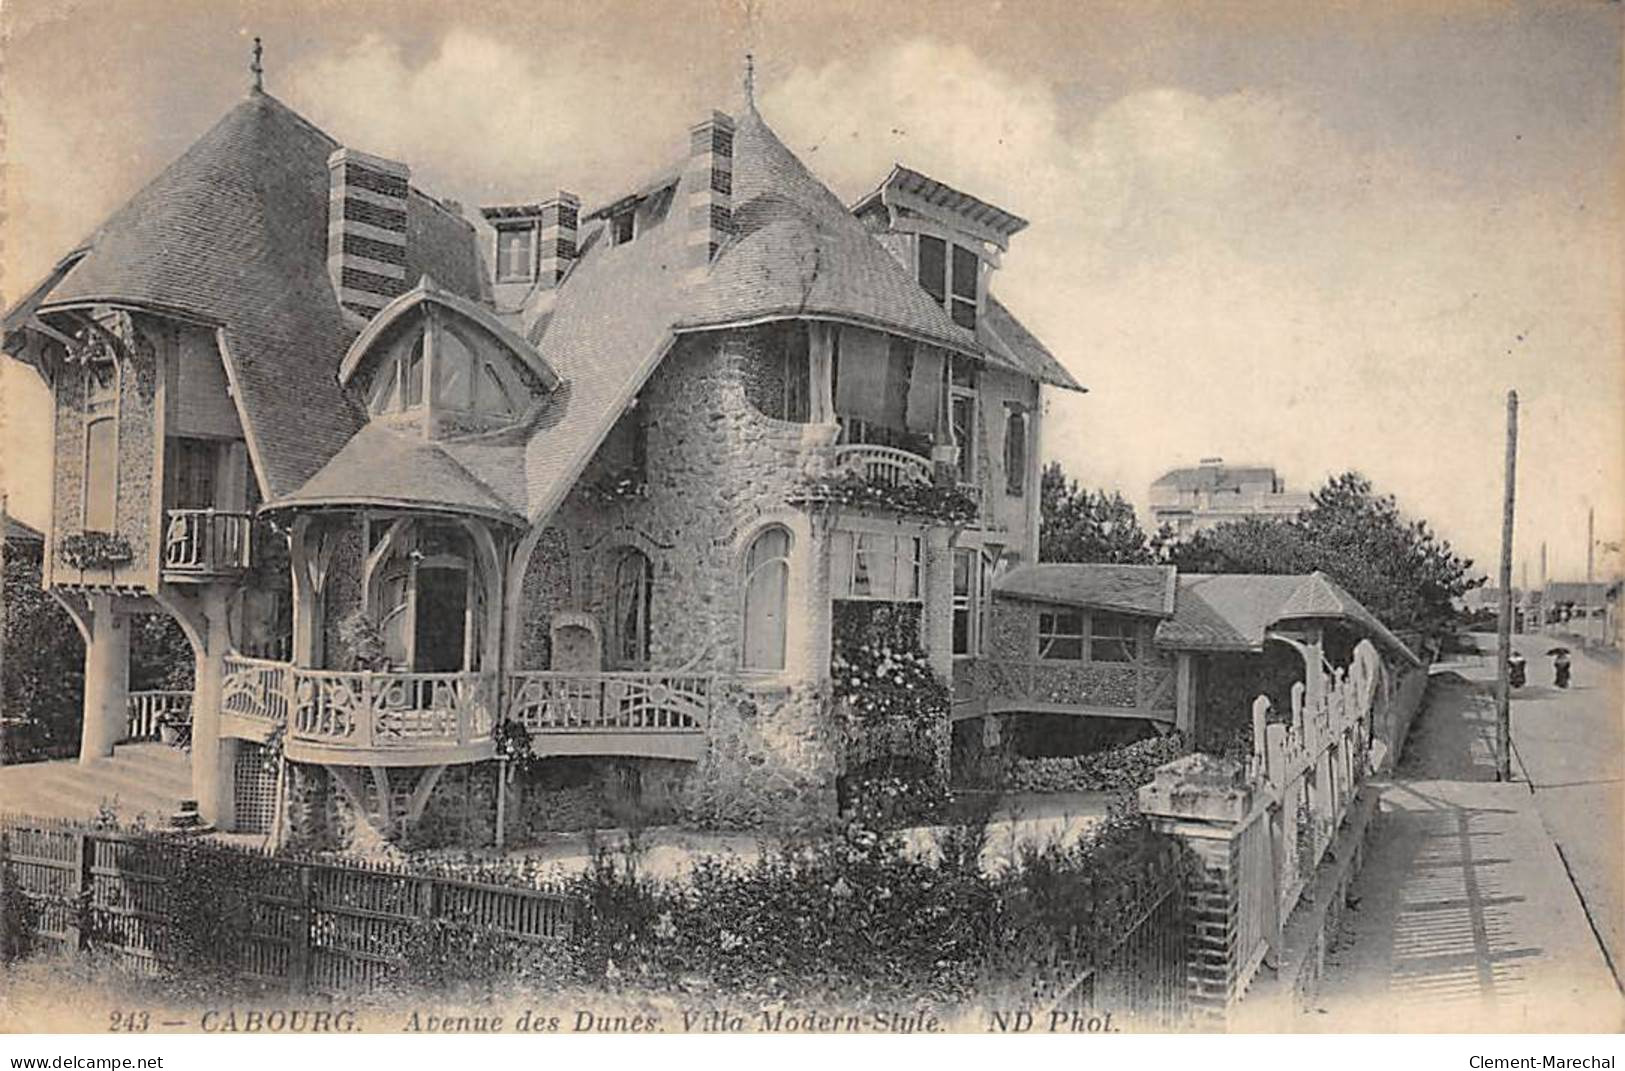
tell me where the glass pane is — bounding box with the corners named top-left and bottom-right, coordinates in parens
top-left (744, 560), bottom-right (788, 671)
top-left (84, 418), bottom-right (116, 532)
top-left (953, 607), bottom-right (969, 655)
top-left (953, 549), bottom-right (972, 596)
top-left (435, 330), bottom-right (474, 409)
top-left (497, 229), bottom-right (533, 280)
top-left (951, 297), bottom-right (977, 330)
top-left (403, 337), bottom-right (424, 408)
top-left (952, 395), bottom-right (975, 482)
top-left (952, 244), bottom-right (978, 300)
top-left (860, 533), bottom-right (897, 598)
top-left (918, 235), bottom-right (946, 303)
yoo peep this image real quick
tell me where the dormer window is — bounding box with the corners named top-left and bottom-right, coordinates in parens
top-left (918, 235), bottom-right (980, 330)
top-left (495, 226), bottom-right (536, 282)
top-left (611, 209), bottom-right (636, 246)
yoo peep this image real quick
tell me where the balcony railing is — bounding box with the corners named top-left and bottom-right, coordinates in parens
top-left (291, 670), bottom-right (496, 754)
top-left (125, 691), bottom-right (192, 742)
top-left (828, 444), bottom-right (934, 489)
top-left (222, 653), bottom-right (293, 726)
top-left (163, 509), bottom-right (252, 578)
top-left (506, 670), bottom-right (714, 734)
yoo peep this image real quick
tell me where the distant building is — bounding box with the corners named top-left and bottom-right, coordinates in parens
top-left (1149, 458), bottom-right (1312, 539)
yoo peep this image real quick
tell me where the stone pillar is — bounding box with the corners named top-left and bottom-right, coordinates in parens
top-left (79, 595), bottom-right (130, 764)
top-left (190, 588), bottom-right (237, 830)
top-left (1138, 752), bottom-right (1264, 1030)
top-left (922, 528), bottom-right (955, 681)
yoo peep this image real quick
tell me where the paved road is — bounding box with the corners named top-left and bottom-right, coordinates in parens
top-left (1306, 664), bottom-right (1622, 1031)
top-left (1502, 632), bottom-right (1625, 986)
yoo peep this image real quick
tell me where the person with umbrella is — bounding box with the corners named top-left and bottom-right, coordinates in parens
top-left (1547, 646), bottom-right (1572, 689)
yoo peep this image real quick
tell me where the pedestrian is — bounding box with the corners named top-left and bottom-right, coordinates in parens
top-left (1549, 647), bottom-right (1572, 689)
top-left (1508, 651), bottom-right (1527, 688)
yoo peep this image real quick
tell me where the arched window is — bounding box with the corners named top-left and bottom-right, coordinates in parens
top-left (742, 526), bottom-right (792, 671)
top-left (612, 548), bottom-right (653, 668)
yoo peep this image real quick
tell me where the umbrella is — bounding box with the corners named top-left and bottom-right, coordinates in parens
top-left (1546, 646), bottom-right (1571, 655)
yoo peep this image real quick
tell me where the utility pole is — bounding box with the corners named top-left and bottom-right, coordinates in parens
top-left (1587, 505), bottom-right (1596, 643)
top-left (1496, 391), bottom-right (1518, 782)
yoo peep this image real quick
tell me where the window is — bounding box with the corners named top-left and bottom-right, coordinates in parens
top-left (83, 418), bottom-right (117, 532)
top-left (1038, 610), bottom-right (1084, 661)
top-left (950, 244), bottom-right (978, 328)
top-left (952, 548), bottom-right (989, 657)
top-left (919, 235), bottom-right (947, 304)
top-left (1091, 614), bottom-right (1139, 663)
top-left (917, 234), bottom-right (980, 329)
top-left (742, 526), bottom-right (791, 671)
top-left (170, 438), bottom-right (218, 510)
top-left (611, 210), bottom-right (635, 246)
top-left (950, 356), bottom-right (978, 484)
top-left (402, 336), bottom-right (425, 409)
top-left (1004, 406), bottom-right (1027, 496)
top-left (833, 531), bottom-right (921, 602)
top-left (496, 226), bottom-right (535, 282)
top-left (612, 548), bottom-right (653, 668)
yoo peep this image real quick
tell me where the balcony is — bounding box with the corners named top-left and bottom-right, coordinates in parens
top-left (213, 658), bottom-right (717, 765)
top-left (162, 509), bottom-right (252, 580)
top-left (506, 670), bottom-right (713, 762)
top-left (827, 444), bottom-right (934, 488)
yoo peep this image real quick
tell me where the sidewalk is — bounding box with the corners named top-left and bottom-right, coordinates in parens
top-left (1302, 671), bottom-right (1624, 1032)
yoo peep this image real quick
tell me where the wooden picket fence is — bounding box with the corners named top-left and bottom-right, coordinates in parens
top-left (0, 815), bottom-right (576, 993)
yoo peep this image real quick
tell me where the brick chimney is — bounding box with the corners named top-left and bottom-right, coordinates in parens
top-left (686, 110), bottom-right (735, 282)
top-left (537, 192), bottom-right (580, 289)
top-left (327, 148), bottom-right (411, 320)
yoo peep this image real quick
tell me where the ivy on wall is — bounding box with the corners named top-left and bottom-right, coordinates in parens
top-left (58, 531), bottom-right (134, 570)
top-left (791, 471), bottom-right (977, 525)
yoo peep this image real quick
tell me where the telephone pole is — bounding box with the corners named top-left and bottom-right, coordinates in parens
top-left (1496, 391), bottom-right (1518, 782)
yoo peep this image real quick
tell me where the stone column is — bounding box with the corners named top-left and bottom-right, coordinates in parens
top-left (79, 594), bottom-right (130, 764)
top-left (190, 587), bottom-right (237, 830)
top-left (1138, 752), bottom-right (1265, 1030)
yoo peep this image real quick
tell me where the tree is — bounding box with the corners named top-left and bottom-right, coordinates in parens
top-left (1167, 471), bottom-right (1483, 642)
top-left (1038, 462), bottom-right (1158, 564)
top-left (2, 538), bottom-right (84, 760)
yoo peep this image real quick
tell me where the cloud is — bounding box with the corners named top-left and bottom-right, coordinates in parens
top-left (761, 39), bottom-right (1621, 568)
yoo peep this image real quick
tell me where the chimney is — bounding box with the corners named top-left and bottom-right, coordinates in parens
top-left (537, 192), bottom-right (580, 289)
top-left (686, 110), bottom-right (735, 282)
top-left (327, 147), bottom-right (411, 320)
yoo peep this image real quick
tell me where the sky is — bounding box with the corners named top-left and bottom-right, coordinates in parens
top-left (1, 0), bottom-right (1620, 583)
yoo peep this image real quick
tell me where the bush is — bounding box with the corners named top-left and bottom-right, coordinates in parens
top-left (1, 859), bottom-right (42, 965)
top-left (1006, 733), bottom-right (1185, 794)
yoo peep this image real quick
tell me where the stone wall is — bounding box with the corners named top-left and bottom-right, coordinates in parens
top-left (318, 515), bottom-right (367, 670)
top-left (519, 329), bottom-right (825, 676)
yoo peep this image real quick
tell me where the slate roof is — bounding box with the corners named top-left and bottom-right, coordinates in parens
top-left (274, 422), bottom-right (524, 525)
top-left (994, 564), bottom-right (1177, 617)
top-left (1155, 572), bottom-right (1420, 664)
top-left (982, 295), bottom-right (1084, 392)
top-left (15, 91), bottom-right (483, 499)
top-left (674, 106), bottom-right (985, 356)
top-left (4, 516), bottom-right (44, 543)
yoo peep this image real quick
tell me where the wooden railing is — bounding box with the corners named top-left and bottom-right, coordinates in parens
top-left (163, 509), bottom-right (252, 576)
top-left (1228, 639), bottom-right (1383, 991)
top-left (506, 670), bottom-right (713, 733)
top-left (221, 654), bottom-right (292, 727)
top-left (290, 670), bottom-right (495, 752)
top-left (125, 691), bottom-right (191, 742)
top-left (828, 444), bottom-right (934, 488)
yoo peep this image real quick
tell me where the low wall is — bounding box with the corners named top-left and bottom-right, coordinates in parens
top-left (1373, 665), bottom-right (1429, 773)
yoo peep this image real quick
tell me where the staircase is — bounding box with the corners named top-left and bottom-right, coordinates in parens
top-left (0, 742), bottom-right (192, 825)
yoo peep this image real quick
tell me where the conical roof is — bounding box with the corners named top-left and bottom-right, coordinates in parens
top-left (676, 106), bottom-right (982, 354)
top-left (33, 91), bottom-right (483, 497)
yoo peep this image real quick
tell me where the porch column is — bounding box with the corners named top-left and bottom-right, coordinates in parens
top-left (922, 528), bottom-right (955, 681)
top-left (79, 594), bottom-right (130, 764)
top-left (191, 588), bottom-right (237, 830)
top-left (1175, 652), bottom-right (1196, 741)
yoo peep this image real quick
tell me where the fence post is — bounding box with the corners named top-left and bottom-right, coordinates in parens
top-left (70, 831), bottom-right (93, 954)
top-left (290, 866), bottom-right (313, 994)
top-left (1138, 753), bottom-right (1261, 1031)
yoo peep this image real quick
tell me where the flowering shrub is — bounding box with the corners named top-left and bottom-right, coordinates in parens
top-left (58, 531), bottom-right (133, 570)
top-left (558, 802), bottom-right (1188, 1005)
top-left (580, 466), bottom-right (647, 506)
top-left (791, 470), bottom-right (977, 525)
top-left (1006, 733), bottom-right (1185, 794)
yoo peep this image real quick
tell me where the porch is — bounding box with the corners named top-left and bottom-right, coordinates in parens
top-left (211, 655), bottom-right (717, 765)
